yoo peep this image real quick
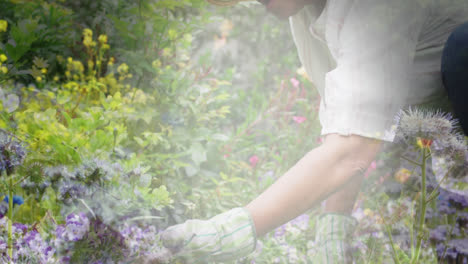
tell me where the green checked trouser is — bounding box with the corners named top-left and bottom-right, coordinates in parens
top-left (310, 213), bottom-right (358, 264)
top-left (160, 207), bottom-right (257, 264)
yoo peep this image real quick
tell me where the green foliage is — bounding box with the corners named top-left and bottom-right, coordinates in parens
top-left (0, 0), bottom-right (75, 82)
top-left (0, 0), bottom-right (418, 263)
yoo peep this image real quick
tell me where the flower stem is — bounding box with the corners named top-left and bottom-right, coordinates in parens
top-left (382, 216), bottom-right (402, 264)
top-left (7, 175), bottom-right (13, 260)
top-left (411, 147), bottom-right (428, 264)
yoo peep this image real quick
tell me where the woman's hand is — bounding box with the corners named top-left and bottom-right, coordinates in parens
top-left (158, 207), bottom-right (257, 263)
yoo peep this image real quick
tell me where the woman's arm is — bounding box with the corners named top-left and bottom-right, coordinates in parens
top-left (246, 133), bottom-right (382, 237)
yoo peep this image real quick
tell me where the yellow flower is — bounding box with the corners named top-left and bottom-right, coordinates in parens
top-left (184, 33), bottom-right (193, 43)
top-left (98, 34), bottom-right (108, 44)
top-left (117, 63), bottom-right (129, 74)
top-left (41, 68), bottom-right (47, 74)
top-left (363, 208), bottom-right (373, 217)
top-left (83, 28), bottom-right (93, 38)
top-left (53, 76), bottom-right (59, 82)
top-left (152, 60), bottom-right (162, 69)
top-left (108, 57), bottom-right (115, 66)
top-left (0, 20), bottom-right (7, 32)
top-left (375, 215), bottom-right (384, 225)
top-left (416, 137), bottom-right (433, 149)
top-left (0, 54), bottom-right (7, 62)
top-left (36, 76), bottom-right (42, 82)
top-left (67, 57), bottom-right (73, 63)
top-left (1, 66), bottom-right (7, 74)
top-left (83, 36), bottom-right (95, 48)
top-left (296, 67), bottom-right (309, 80)
top-left (73, 61), bottom-right (84, 73)
top-left (162, 48), bottom-right (172, 57)
top-left (395, 168), bottom-right (412, 183)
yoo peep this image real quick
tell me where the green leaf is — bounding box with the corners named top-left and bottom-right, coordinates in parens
top-left (32, 57), bottom-right (49, 68)
top-left (57, 92), bottom-right (71, 105)
top-left (184, 165), bottom-right (199, 177)
top-left (211, 133), bottom-right (230, 142)
top-left (190, 142), bottom-right (207, 166)
top-left (134, 136), bottom-right (147, 147)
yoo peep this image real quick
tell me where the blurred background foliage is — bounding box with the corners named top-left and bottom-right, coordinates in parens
top-left (0, 0), bottom-right (318, 237)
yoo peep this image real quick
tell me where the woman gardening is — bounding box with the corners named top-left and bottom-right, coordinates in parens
top-left (159, 0), bottom-right (468, 263)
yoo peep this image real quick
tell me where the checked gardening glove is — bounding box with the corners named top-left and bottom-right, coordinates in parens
top-left (310, 213), bottom-right (357, 264)
top-left (159, 207), bottom-right (257, 263)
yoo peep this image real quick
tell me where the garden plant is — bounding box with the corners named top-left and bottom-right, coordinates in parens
top-left (0, 0), bottom-right (466, 263)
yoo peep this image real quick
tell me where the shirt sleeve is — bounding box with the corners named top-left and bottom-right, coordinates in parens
top-left (319, 0), bottom-right (429, 142)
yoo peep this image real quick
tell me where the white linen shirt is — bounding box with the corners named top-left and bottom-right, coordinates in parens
top-left (290, 0), bottom-right (468, 142)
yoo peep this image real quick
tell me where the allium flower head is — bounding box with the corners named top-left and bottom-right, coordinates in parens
top-left (22, 162), bottom-right (45, 190)
top-left (394, 107), bottom-right (467, 162)
top-left (58, 180), bottom-right (87, 204)
top-left (432, 133), bottom-right (467, 161)
top-left (0, 135), bottom-right (26, 175)
top-left (394, 108), bottom-right (457, 144)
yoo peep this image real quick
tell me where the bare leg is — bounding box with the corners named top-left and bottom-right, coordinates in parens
top-left (245, 134), bottom-right (382, 237)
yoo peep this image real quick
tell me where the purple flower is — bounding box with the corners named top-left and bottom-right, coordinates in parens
top-left (436, 243), bottom-right (458, 260)
top-left (290, 214), bottom-right (309, 231)
top-left (0, 136), bottom-right (26, 175)
top-left (12, 223), bottom-right (28, 234)
top-left (259, 170), bottom-right (274, 184)
top-left (430, 226), bottom-right (449, 243)
top-left (0, 240), bottom-right (6, 251)
top-left (119, 222), bottom-right (161, 258)
top-left (457, 212), bottom-right (468, 228)
top-left (274, 224), bottom-right (287, 239)
top-left (430, 225), bottom-right (461, 245)
top-left (425, 207), bottom-right (436, 220)
top-left (56, 212), bottom-right (90, 242)
top-left (58, 180), bottom-right (87, 204)
top-left (20, 230), bottom-right (56, 263)
top-left (0, 201), bottom-right (7, 218)
top-left (448, 239), bottom-right (468, 256)
top-left (448, 193), bottom-right (468, 209)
